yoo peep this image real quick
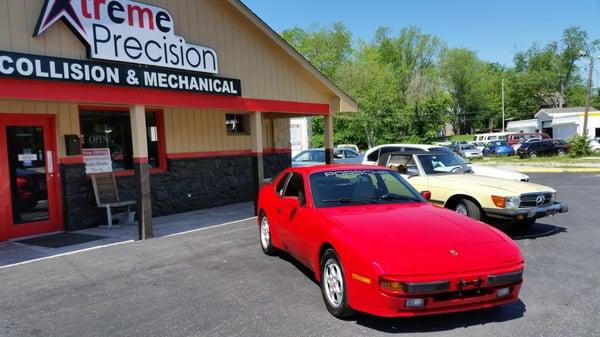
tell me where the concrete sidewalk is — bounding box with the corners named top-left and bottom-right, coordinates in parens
top-left (0, 202), bottom-right (255, 268)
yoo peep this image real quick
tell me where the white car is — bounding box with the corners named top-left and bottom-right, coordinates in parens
top-left (457, 144), bottom-right (483, 159)
top-left (336, 144), bottom-right (360, 153)
top-left (363, 144), bottom-right (530, 182)
top-left (590, 138), bottom-right (600, 153)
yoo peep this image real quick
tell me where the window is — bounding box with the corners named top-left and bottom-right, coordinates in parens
top-left (309, 170), bottom-right (421, 208)
top-left (344, 150), bottom-right (358, 158)
top-left (595, 128), bottom-right (600, 138)
top-left (80, 109), bottom-right (165, 173)
top-left (275, 173), bottom-right (290, 196)
top-left (226, 113), bottom-right (248, 134)
top-left (283, 173), bottom-right (306, 206)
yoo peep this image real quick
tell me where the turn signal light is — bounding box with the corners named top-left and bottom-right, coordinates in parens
top-left (492, 195), bottom-right (505, 208)
top-left (380, 278), bottom-right (405, 294)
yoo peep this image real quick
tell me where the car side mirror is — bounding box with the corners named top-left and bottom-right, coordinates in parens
top-left (420, 191), bottom-right (432, 201)
top-left (282, 196), bottom-right (300, 208)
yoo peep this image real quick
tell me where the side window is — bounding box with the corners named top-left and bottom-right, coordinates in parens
top-left (284, 173), bottom-right (306, 206)
top-left (366, 149), bottom-right (380, 162)
top-left (275, 173), bottom-right (290, 196)
top-left (345, 150), bottom-right (358, 158)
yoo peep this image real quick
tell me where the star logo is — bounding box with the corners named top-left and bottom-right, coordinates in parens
top-left (34, 0), bottom-right (86, 37)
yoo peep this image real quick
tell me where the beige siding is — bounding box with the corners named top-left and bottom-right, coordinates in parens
top-left (1, 0), bottom-right (335, 105)
top-left (0, 99), bottom-right (80, 158)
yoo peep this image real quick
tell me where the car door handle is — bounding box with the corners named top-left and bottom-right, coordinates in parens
top-left (276, 208), bottom-right (283, 213)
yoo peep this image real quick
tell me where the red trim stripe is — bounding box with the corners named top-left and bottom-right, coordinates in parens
top-left (59, 156), bottom-right (84, 165)
top-left (263, 148), bottom-right (292, 154)
top-left (133, 157), bottom-right (149, 164)
top-left (167, 150), bottom-right (253, 159)
top-left (0, 78), bottom-right (330, 115)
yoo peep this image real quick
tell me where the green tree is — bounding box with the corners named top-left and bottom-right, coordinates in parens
top-left (281, 22), bottom-right (352, 80)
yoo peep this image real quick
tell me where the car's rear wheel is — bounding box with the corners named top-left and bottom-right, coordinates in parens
top-left (557, 150), bottom-right (566, 157)
top-left (259, 213), bottom-right (278, 256)
top-left (454, 199), bottom-right (482, 220)
top-left (320, 249), bottom-right (354, 318)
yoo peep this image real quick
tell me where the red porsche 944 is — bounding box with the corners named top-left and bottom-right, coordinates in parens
top-left (257, 165), bottom-right (524, 318)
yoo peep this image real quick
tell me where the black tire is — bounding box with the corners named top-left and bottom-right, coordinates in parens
top-left (455, 198), bottom-right (482, 220)
top-left (320, 249), bottom-right (354, 318)
top-left (530, 152), bottom-right (537, 158)
top-left (557, 150), bottom-right (566, 157)
top-left (259, 213), bottom-right (278, 256)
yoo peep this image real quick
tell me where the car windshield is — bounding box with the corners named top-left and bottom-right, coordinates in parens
top-left (416, 154), bottom-right (472, 175)
top-left (293, 150), bottom-right (325, 162)
top-left (309, 169), bottom-right (422, 208)
top-left (461, 145), bottom-right (476, 150)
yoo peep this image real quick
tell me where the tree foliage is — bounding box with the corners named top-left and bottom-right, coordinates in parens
top-left (281, 24), bottom-right (598, 149)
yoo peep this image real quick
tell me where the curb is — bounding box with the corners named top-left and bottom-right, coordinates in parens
top-left (516, 167), bottom-right (600, 173)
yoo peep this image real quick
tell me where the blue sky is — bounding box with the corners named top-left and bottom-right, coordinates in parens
top-left (243, 0), bottom-right (599, 70)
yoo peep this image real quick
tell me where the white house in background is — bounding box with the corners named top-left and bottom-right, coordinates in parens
top-left (505, 119), bottom-right (540, 134)
top-left (506, 106), bottom-right (600, 140)
top-left (290, 117), bottom-right (312, 156)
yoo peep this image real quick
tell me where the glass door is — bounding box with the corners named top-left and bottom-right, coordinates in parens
top-left (0, 115), bottom-right (61, 241)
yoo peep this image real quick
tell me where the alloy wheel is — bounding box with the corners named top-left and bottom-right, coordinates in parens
top-left (323, 259), bottom-right (344, 308)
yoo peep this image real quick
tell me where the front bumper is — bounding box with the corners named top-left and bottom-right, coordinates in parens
top-left (483, 202), bottom-right (569, 220)
top-left (348, 265), bottom-right (523, 318)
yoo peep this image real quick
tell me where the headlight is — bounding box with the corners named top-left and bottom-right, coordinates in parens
top-left (505, 196), bottom-right (520, 209)
top-left (492, 196), bottom-right (520, 209)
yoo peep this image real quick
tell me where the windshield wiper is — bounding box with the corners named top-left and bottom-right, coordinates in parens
top-left (374, 193), bottom-right (418, 202)
top-left (322, 198), bottom-right (379, 205)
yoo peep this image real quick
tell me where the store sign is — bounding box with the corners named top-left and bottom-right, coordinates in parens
top-left (34, 0), bottom-right (219, 74)
top-left (0, 50), bottom-right (242, 96)
top-left (83, 148), bottom-right (113, 174)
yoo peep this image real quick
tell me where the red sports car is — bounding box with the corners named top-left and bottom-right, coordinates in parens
top-left (257, 165), bottom-right (524, 318)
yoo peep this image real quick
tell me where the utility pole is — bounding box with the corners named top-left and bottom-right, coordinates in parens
top-left (501, 79), bottom-right (505, 132)
top-left (583, 55), bottom-right (594, 137)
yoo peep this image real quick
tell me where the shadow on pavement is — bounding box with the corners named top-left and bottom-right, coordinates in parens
top-left (496, 221), bottom-right (568, 240)
top-left (354, 300), bottom-right (526, 333)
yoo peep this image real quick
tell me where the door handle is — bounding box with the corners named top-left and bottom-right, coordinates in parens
top-left (276, 208), bottom-right (282, 213)
top-left (46, 151), bottom-right (54, 176)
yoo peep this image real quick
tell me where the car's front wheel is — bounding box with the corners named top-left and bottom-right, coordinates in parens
top-left (259, 213), bottom-right (278, 256)
top-left (320, 249), bottom-right (354, 318)
top-left (530, 152), bottom-right (538, 158)
top-left (454, 199), bottom-right (482, 220)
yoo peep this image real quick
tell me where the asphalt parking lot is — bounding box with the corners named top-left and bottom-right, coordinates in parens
top-left (1, 173), bottom-right (599, 337)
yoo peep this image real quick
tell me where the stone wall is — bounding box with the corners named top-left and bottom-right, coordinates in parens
top-left (59, 154), bottom-right (288, 231)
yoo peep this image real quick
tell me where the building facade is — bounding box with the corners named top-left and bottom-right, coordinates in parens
top-left (506, 107), bottom-right (600, 139)
top-left (0, 0), bottom-right (357, 241)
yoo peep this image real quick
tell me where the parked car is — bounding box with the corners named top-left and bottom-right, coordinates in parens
top-left (362, 144), bottom-right (530, 181)
top-left (549, 139), bottom-right (570, 155)
top-left (336, 144), bottom-right (360, 153)
top-left (292, 148), bottom-right (362, 167)
top-left (455, 143), bottom-right (483, 159)
top-left (258, 165), bottom-right (524, 318)
top-left (377, 151), bottom-right (568, 226)
top-left (589, 138), bottom-right (600, 153)
top-left (517, 140), bottom-right (565, 158)
top-left (512, 137), bottom-right (544, 151)
top-left (507, 132), bottom-right (550, 146)
top-left (483, 140), bottom-right (514, 156)
top-left (473, 132), bottom-right (512, 142)
top-left (470, 141), bottom-right (487, 152)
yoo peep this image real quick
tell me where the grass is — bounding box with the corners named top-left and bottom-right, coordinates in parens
top-left (449, 134), bottom-right (475, 142)
top-left (470, 155), bottom-right (600, 167)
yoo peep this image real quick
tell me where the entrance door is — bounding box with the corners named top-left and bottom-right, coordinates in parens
top-left (0, 114), bottom-right (61, 241)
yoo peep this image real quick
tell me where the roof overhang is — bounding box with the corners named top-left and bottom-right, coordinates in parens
top-left (229, 0), bottom-right (358, 113)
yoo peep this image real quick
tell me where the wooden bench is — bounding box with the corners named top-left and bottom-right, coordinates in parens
top-left (91, 173), bottom-right (137, 227)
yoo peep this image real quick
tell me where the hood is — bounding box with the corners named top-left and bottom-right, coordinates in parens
top-left (430, 174), bottom-right (553, 195)
top-left (321, 203), bottom-right (521, 274)
top-left (469, 164), bottom-right (528, 181)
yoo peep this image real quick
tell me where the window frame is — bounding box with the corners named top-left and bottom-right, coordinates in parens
top-left (225, 113), bottom-right (250, 135)
top-left (78, 106), bottom-right (167, 176)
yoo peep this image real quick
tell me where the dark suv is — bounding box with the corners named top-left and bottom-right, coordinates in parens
top-left (517, 140), bottom-right (563, 158)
